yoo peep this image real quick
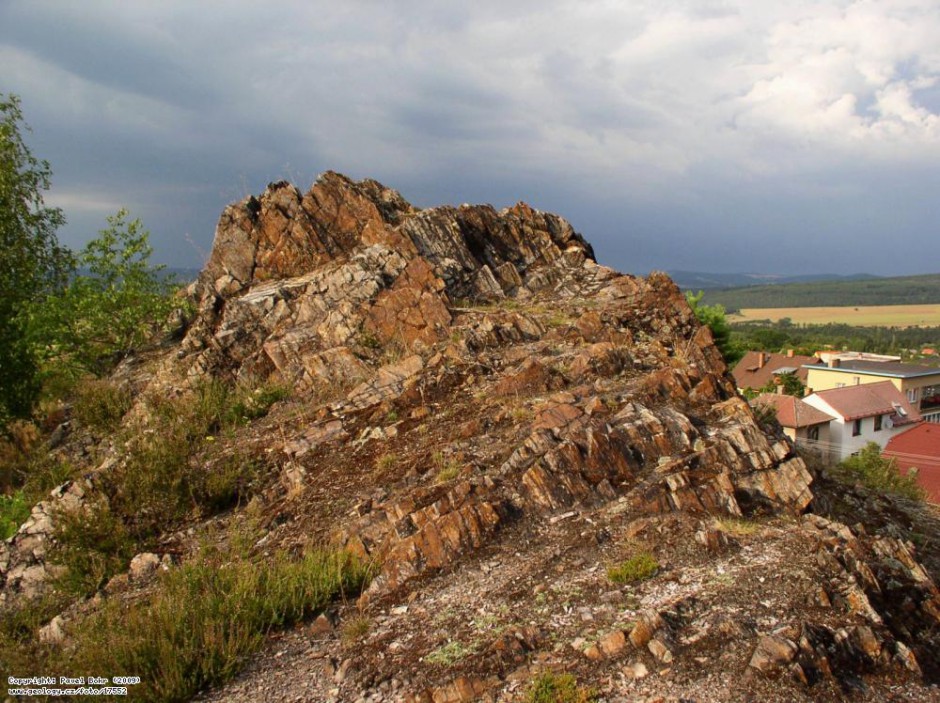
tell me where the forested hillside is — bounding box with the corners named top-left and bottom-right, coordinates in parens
top-left (702, 273), bottom-right (940, 310)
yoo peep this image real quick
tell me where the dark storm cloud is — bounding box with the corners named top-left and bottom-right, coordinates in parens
top-left (1, 1), bottom-right (939, 275)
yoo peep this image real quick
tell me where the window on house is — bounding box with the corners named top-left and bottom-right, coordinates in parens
top-left (835, 382), bottom-right (846, 388)
top-left (808, 426), bottom-right (820, 441)
top-left (852, 419), bottom-right (862, 436)
top-left (874, 415), bottom-right (882, 431)
top-left (853, 376), bottom-right (860, 385)
top-left (908, 388), bottom-right (918, 403)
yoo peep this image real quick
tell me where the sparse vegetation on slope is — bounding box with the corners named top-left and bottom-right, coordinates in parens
top-left (3, 543), bottom-right (371, 703)
top-left (526, 672), bottom-right (595, 703)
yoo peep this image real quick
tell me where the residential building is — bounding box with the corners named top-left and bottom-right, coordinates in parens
top-left (814, 351), bottom-right (900, 364)
top-left (750, 393), bottom-right (834, 446)
top-left (804, 359), bottom-right (940, 424)
top-left (732, 350), bottom-right (822, 394)
top-left (882, 424), bottom-right (940, 504)
top-left (802, 381), bottom-right (922, 461)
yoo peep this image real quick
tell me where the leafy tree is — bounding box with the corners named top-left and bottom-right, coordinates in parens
top-left (0, 93), bottom-right (71, 424)
top-left (756, 372), bottom-right (805, 397)
top-left (29, 210), bottom-right (178, 377)
top-left (686, 290), bottom-right (743, 365)
top-left (839, 442), bottom-right (925, 502)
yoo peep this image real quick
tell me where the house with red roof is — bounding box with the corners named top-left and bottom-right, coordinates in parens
top-left (803, 359), bottom-right (940, 424)
top-left (802, 381), bottom-right (922, 461)
top-left (732, 350), bottom-right (823, 394)
top-left (750, 393), bottom-right (834, 447)
top-left (882, 424), bottom-right (940, 504)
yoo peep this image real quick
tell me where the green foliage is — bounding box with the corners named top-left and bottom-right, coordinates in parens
top-left (0, 491), bottom-right (30, 540)
top-left (607, 552), bottom-right (659, 584)
top-left (51, 497), bottom-right (136, 596)
top-left (29, 209), bottom-right (179, 378)
top-left (46, 379), bottom-right (276, 595)
top-left (731, 320), bottom-right (940, 361)
top-left (0, 591), bottom-right (70, 676)
top-left (227, 382), bottom-right (290, 423)
top-left (39, 549), bottom-right (371, 702)
top-left (686, 290), bottom-right (743, 365)
top-left (749, 372), bottom-right (805, 399)
top-left (0, 94), bottom-right (71, 425)
top-left (835, 442), bottom-right (926, 502)
top-left (425, 640), bottom-right (475, 666)
top-left (341, 614), bottom-right (372, 644)
top-left (71, 378), bottom-right (133, 432)
top-left (526, 672), bottom-right (595, 703)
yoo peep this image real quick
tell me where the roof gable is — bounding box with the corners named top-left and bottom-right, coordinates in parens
top-left (751, 393), bottom-right (835, 428)
top-left (732, 351), bottom-right (821, 390)
top-left (809, 381), bottom-right (921, 423)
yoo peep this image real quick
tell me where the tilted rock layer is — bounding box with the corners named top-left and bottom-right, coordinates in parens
top-left (5, 172), bottom-right (940, 702)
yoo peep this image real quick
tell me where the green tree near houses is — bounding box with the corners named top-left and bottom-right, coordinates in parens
top-left (0, 94), bottom-right (72, 425)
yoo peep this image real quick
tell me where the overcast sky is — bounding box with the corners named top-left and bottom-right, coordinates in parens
top-left (2, 1), bottom-right (939, 276)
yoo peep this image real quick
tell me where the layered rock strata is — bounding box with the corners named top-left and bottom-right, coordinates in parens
top-left (5, 172), bottom-right (940, 702)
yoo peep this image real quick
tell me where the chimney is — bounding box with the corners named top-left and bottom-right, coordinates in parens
top-left (787, 349), bottom-right (794, 358)
top-left (828, 358), bottom-right (841, 368)
top-left (776, 384), bottom-right (784, 395)
top-left (758, 352), bottom-right (767, 369)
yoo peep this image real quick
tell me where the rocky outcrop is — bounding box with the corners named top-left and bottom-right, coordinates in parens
top-left (7, 172), bottom-right (940, 702)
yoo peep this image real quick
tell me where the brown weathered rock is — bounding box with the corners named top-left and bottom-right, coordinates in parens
top-left (750, 635), bottom-right (799, 674)
top-left (630, 613), bottom-right (665, 649)
top-left (598, 629), bottom-right (628, 657)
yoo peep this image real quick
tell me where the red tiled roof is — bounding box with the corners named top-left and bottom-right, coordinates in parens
top-left (732, 351), bottom-right (822, 390)
top-left (810, 381), bottom-right (922, 424)
top-left (883, 424), bottom-right (940, 504)
top-left (751, 393), bottom-right (835, 428)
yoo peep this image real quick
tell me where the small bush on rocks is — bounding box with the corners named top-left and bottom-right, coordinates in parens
top-left (71, 378), bottom-right (132, 432)
top-left (527, 672), bottom-right (595, 703)
top-left (0, 491), bottom-right (30, 540)
top-left (607, 552), bottom-right (659, 584)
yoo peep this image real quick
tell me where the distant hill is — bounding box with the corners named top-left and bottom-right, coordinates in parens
top-left (668, 270), bottom-right (877, 290)
top-left (699, 273), bottom-right (940, 310)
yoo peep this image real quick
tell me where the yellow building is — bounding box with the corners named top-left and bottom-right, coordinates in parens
top-left (804, 359), bottom-right (940, 423)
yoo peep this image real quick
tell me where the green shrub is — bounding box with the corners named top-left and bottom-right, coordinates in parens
top-left (50, 497), bottom-right (135, 596)
top-left (836, 442), bottom-right (926, 502)
top-left (72, 378), bottom-right (132, 432)
top-left (607, 552), bottom-right (659, 584)
top-left (109, 425), bottom-right (194, 539)
top-left (62, 548), bottom-right (371, 702)
top-left (527, 672), bottom-right (595, 703)
top-left (227, 382), bottom-right (289, 423)
top-left (0, 591), bottom-right (70, 676)
top-left (190, 451), bottom-right (261, 514)
top-left (0, 491), bottom-right (30, 539)
top-left (27, 209), bottom-right (179, 379)
top-left (341, 614), bottom-right (371, 644)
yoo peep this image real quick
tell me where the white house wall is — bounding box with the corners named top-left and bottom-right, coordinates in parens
top-left (802, 396), bottom-right (910, 461)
